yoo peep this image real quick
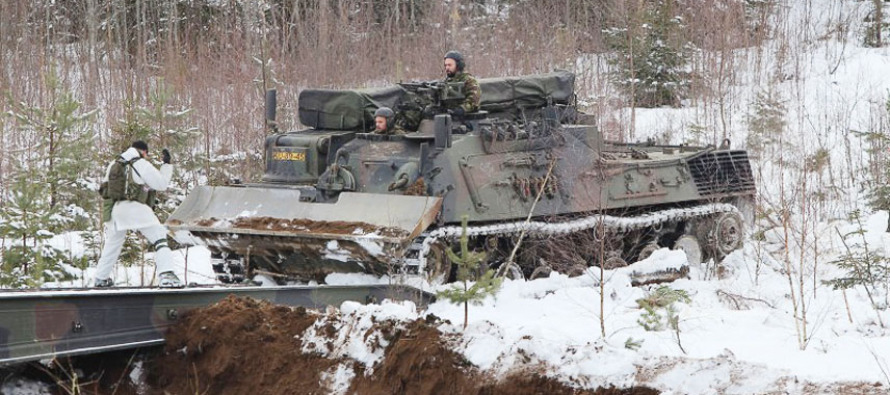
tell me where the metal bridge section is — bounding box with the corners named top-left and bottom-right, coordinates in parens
top-left (0, 284), bottom-right (433, 366)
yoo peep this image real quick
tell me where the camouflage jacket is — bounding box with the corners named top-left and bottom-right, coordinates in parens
top-left (444, 72), bottom-right (481, 113)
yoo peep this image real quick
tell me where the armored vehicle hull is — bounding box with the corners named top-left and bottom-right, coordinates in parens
top-left (167, 71), bottom-right (755, 283)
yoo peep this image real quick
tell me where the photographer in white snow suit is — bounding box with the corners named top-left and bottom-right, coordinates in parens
top-left (93, 141), bottom-right (181, 287)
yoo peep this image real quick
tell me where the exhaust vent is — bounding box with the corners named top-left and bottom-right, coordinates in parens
top-left (687, 150), bottom-right (755, 196)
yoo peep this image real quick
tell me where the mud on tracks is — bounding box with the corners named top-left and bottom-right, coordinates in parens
top-left (148, 296), bottom-right (658, 395)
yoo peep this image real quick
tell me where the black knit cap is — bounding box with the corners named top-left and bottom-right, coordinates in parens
top-left (444, 50), bottom-right (465, 72)
top-left (131, 140), bottom-right (149, 152)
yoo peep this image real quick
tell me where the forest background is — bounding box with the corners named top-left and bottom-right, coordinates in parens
top-left (0, 0), bottom-right (887, 290)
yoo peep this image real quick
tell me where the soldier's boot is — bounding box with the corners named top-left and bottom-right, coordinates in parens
top-left (158, 271), bottom-right (183, 288)
top-left (93, 278), bottom-right (114, 288)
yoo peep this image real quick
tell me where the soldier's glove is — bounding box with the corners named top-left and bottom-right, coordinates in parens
top-left (448, 107), bottom-right (466, 117)
top-left (162, 148), bottom-right (172, 164)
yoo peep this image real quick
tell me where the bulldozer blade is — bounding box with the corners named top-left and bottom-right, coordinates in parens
top-left (165, 186), bottom-right (442, 277)
top-left (168, 186), bottom-right (442, 240)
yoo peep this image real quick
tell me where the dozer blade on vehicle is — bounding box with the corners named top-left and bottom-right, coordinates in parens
top-left (166, 186), bottom-right (442, 282)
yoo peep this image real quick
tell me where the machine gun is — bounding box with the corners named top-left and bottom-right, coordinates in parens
top-left (395, 81), bottom-right (467, 130)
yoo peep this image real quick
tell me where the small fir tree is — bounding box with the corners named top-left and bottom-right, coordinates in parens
top-left (6, 70), bottom-right (98, 231)
top-left (864, 0), bottom-right (887, 48)
top-left (0, 171), bottom-right (68, 287)
top-left (825, 210), bottom-right (890, 327)
top-left (636, 286), bottom-right (691, 353)
top-left (745, 90), bottom-right (787, 155)
top-left (2, 71), bottom-right (96, 286)
top-left (864, 95), bottom-right (890, 231)
top-left (436, 216), bottom-right (503, 329)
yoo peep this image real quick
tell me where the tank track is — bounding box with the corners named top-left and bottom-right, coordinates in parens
top-left (408, 202), bottom-right (741, 274)
top-left (212, 203), bottom-right (741, 283)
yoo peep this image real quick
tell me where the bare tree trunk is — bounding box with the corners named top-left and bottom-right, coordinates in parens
top-left (876, 0), bottom-right (884, 47)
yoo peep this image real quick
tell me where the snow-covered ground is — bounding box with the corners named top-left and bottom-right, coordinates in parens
top-left (6, 0), bottom-right (890, 393)
top-left (298, 217), bottom-right (890, 394)
top-left (23, 211), bottom-right (889, 394)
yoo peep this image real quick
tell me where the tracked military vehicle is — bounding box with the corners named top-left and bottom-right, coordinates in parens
top-left (167, 71), bottom-right (755, 283)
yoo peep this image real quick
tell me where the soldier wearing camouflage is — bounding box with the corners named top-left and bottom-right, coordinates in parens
top-left (443, 50), bottom-right (481, 115)
top-left (94, 141), bottom-right (181, 288)
top-left (372, 107), bottom-right (408, 135)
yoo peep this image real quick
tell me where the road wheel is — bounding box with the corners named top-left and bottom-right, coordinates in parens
top-left (710, 212), bottom-right (745, 258)
top-left (637, 242), bottom-right (660, 262)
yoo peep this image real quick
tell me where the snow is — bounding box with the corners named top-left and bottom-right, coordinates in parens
top-left (19, 210), bottom-right (890, 391)
top-left (323, 240), bottom-right (352, 262)
top-left (320, 363), bottom-right (356, 395)
top-left (0, 378), bottom-right (51, 395)
top-left (5, 1), bottom-right (890, 393)
top-left (302, 300), bottom-right (417, 370)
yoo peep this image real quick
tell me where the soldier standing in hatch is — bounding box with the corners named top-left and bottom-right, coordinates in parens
top-left (442, 50), bottom-right (481, 116)
top-left (372, 107), bottom-right (408, 135)
top-left (93, 141), bottom-right (181, 288)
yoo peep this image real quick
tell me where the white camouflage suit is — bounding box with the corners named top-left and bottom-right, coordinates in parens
top-left (94, 147), bottom-right (175, 282)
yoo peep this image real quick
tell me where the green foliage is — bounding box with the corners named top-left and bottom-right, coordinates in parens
top-left (604, 0), bottom-right (691, 108)
top-left (864, 0), bottom-right (887, 48)
top-left (745, 90), bottom-right (786, 154)
top-left (825, 210), bottom-right (890, 311)
top-left (436, 269), bottom-right (502, 306)
top-left (5, 71), bottom-right (98, 231)
top-left (863, 96), bottom-right (890, 215)
top-left (624, 337), bottom-right (643, 351)
top-left (2, 71), bottom-right (96, 287)
top-left (636, 286), bottom-right (691, 331)
top-left (804, 148), bottom-right (830, 173)
top-left (436, 216), bottom-right (503, 329)
top-left (0, 173), bottom-right (70, 287)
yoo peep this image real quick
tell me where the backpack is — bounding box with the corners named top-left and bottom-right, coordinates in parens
top-left (99, 158), bottom-right (140, 202)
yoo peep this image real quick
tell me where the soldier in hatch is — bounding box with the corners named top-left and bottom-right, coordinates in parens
top-left (442, 50), bottom-right (481, 116)
top-left (372, 107), bottom-right (408, 135)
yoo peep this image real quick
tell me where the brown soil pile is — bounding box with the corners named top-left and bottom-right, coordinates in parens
top-left (194, 216), bottom-right (407, 238)
top-left (149, 296), bottom-right (658, 395)
top-left (403, 177), bottom-right (426, 196)
top-left (347, 318), bottom-right (481, 394)
top-left (148, 295), bottom-right (337, 394)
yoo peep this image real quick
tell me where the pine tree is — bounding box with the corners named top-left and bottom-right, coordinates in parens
top-left (865, 95), bottom-right (890, 232)
top-left (6, 71), bottom-right (98, 231)
top-left (2, 70), bottom-right (96, 286)
top-left (864, 0), bottom-right (886, 48)
top-left (0, 171), bottom-right (68, 287)
top-left (825, 210), bottom-right (890, 327)
top-left (604, 0), bottom-right (690, 108)
top-left (745, 90), bottom-right (787, 155)
top-left (436, 216), bottom-right (503, 329)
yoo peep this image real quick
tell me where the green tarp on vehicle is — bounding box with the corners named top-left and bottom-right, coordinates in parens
top-left (298, 70), bottom-right (576, 130)
top-left (298, 86), bottom-right (406, 131)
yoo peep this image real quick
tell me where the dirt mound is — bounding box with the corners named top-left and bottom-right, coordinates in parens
top-left (347, 318), bottom-right (481, 394)
top-left (149, 296), bottom-right (658, 395)
top-left (148, 295), bottom-right (338, 394)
